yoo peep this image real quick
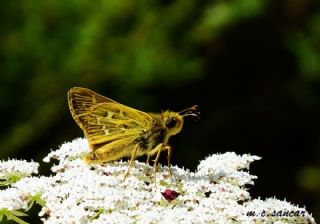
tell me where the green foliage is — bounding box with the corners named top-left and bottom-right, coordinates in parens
top-left (194, 0), bottom-right (266, 40)
top-left (0, 173), bottom-right (23, 187)
top-left (27, 193), bottom-right (46, 209)
top-left (0, 209), bottom-right (29, 224)
top-left (0, 193), bottom-right (45, 224)
top-left (288, 13), bottom-right (320, 80)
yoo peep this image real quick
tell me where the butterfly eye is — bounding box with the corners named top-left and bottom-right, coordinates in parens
top-left (165, 117), bottom-right (177, 129)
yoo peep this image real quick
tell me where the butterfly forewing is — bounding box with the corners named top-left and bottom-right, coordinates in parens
top-left (68, 87), bottom-right (155, 154)
top-left (68, 87), bottom-right (117, 129)
top-left (84, 103), bottom-right (153, 146)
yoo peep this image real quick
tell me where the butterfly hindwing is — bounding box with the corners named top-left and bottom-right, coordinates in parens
top-left (83, 136), bottom-right (138, 163)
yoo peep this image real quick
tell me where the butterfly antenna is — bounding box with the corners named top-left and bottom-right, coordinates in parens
top-left (179, 105), bottom-right (200, 120)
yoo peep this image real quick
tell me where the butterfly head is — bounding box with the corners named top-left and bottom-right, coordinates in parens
top-left (162, 111), bottom-right (184, 137)
top-left (162, 105), bottom-right (199, 138)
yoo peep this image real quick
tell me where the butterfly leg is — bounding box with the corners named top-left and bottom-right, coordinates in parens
top-left (146, 154), bottom-right (151, 165)
top-left (166, 145), bottom-right (172, 177)
top-left (123, 144), bottom-right (139, 180)
top-left (152, 143), bottom-right (163, 186)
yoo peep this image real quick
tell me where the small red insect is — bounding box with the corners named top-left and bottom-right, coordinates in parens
top-left (161, 189), bottom-right (180, 202)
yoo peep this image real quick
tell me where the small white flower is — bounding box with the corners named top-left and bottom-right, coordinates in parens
top-left (0, 188), bottom-right (28, 210)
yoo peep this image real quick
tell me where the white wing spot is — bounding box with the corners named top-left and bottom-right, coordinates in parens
top-left (107, 112), bottom-right (113, 119)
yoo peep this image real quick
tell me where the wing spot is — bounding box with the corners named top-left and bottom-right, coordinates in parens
top-left (107, 112), bottom-right (114, 119)
top-left (101, 111), bottom-right (108, 117)
top-left (121, 111), bottom-right (128, 117)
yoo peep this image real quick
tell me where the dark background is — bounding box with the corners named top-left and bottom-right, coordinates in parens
top-left (1, 0), bottom-right (319, 222)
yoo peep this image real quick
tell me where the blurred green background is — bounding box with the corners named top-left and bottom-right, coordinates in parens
top-left (1, 0), bottom-right (320, 222)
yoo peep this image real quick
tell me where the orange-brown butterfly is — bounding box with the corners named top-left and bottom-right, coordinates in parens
top-left (68, 87), bottom-right (199, 183)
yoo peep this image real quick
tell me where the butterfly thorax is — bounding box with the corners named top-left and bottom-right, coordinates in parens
top-left (136, 111), bottom-right (184, 153)
top-left (136, 113), bottom-right (166, 152)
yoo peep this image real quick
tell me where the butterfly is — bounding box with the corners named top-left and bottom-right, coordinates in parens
top-left (68, 87), bottom-right (199, 183)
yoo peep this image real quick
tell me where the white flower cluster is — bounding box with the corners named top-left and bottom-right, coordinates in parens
top-left (0, 138), bottom-right (316, 224)
top-left (0, 159), bottom-right (39, 181)
top-left (0, 160), bottom-right (40, 213)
